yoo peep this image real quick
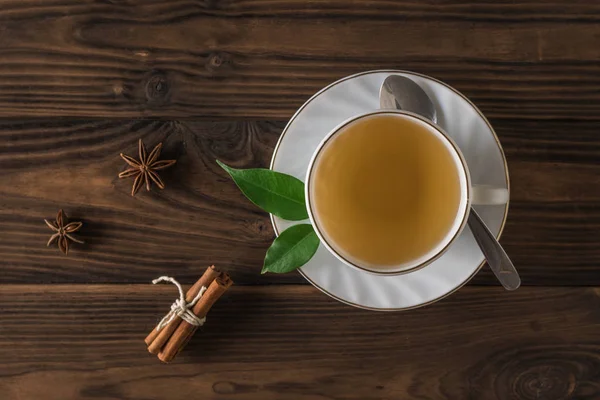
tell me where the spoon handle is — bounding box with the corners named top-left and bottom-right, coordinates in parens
top-left (467, 208), bottom-right (521, 290)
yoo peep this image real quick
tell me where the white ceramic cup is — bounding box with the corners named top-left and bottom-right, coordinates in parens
top-left (305, 110), bottom-right (509, 276)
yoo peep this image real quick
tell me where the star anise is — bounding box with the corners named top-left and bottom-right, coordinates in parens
top-left (44, 209), bottom-right (84, 255)
top-left (118, 139), bottom-right (177, 196)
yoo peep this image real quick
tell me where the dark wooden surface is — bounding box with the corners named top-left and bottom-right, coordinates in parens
top-left (2, 285), bottom-right (600, 400)
top-left (0, 0), bottom-right (598, 120)
top-left (0, 119), bottom-right (598, 285)
top-left (0, 1), bottom-right (599, 399)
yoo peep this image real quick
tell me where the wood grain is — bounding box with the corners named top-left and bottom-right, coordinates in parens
top-left (0, 118), bottom-right (598, 285)
top-left (0, 284), bottom-right (599, 400)
top-left (0, 1), bottom-right (597, 118)
top-left (0, 119), bottom-right (286, 284)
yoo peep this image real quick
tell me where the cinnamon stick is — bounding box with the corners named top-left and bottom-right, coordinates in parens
top-left (158, 273), bottom-right (233, 363)
top-left (145, 266), bottom-right (220, 351)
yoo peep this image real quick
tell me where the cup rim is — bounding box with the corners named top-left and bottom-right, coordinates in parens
top-left (305, 110), bottom-right (472, 276)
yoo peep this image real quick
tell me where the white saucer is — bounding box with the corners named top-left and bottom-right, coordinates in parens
top-left (270, 70), bottom-right (509, 311)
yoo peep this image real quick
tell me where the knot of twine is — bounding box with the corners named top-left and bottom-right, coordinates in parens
top-left (152, 276), bottom-right (206, 331)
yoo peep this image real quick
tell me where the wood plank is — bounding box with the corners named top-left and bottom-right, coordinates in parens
top-left (0, 119), bottom-right (289, 284)
top-left (0, 1), bottom-right (598, 118)
top-left (0, 118), bottom-right (599, 285)
top-left (0, 284), bottom-right (599, 399)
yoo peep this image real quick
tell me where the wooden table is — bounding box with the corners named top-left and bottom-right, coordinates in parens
top-left (1, 1), bottom-right (599, 399)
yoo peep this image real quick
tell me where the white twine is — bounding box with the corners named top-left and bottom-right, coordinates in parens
top-left (152, 276), bottom-right (207, 331)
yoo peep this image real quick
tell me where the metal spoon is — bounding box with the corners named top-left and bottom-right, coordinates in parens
top-left (380, 75), bottom-right (520, 290)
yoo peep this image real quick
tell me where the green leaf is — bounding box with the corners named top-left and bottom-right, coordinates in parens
top-left (262, 224), bottom-right (320, 274)
top-left (217, 160), bottom-right (308, 221)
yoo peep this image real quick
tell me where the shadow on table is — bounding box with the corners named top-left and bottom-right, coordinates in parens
top-left (183, 286), bottom-right (271, 363)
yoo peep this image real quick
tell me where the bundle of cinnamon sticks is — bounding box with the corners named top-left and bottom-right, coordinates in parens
top-left (145, 266), bottom-right (233, 363)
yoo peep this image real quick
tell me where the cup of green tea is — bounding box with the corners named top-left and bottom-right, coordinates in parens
top-left (305, 110), bottom-right (508, 275)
